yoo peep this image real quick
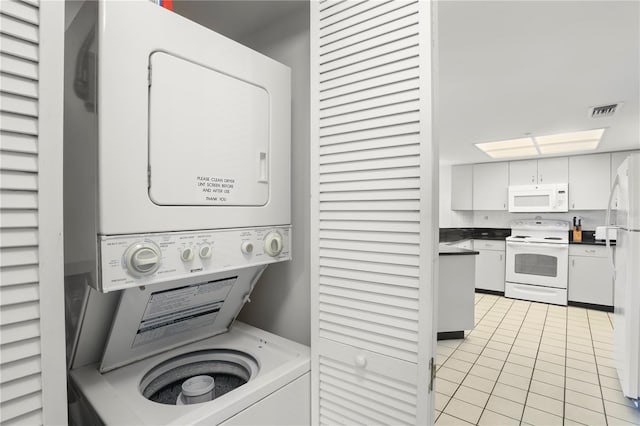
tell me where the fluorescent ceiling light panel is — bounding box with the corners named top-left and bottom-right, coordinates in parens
top-left (485, 146), bottom-right (539, 158)
top-left (475, 137), bottom-right (537, 159)
top-left (538, 140), bottom-right (601, 154)
top-left (475, 137), bottom-right (534, 151)
top-left (535, 128), bottom-right (605, 145)
top-left (474, 128), bottom-right (605, 159)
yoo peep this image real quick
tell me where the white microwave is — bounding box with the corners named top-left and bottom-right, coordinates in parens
top-left (508, 184), bottom-right (569, 213)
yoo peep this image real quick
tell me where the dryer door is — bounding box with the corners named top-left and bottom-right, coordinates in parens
top-left (148, 52), bottom-right (270, 206)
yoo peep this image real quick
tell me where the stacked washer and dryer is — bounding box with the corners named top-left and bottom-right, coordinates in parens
top-left (63, 2), bottom-right (310, 425)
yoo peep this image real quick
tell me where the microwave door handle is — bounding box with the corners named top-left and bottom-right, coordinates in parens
top-left (606, 174), bottom-right (621, 280)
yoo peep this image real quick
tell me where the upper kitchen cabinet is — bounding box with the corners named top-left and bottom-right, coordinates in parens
top-left (509, 159), bottom-right (537, 185)
top-left (473, 162), bottom-right (509, 210)
top-left (569, 153), bottom-right (611, 210)
top-left (451, 164), bottom-right (473, 210)
top-left (509, 157), bottom-right (568, 185)
top-left (537, 157), bottom-right (568, 184)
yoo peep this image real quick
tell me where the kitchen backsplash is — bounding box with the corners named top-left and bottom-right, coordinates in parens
top-left (470, 210), bottom-right (607, 230)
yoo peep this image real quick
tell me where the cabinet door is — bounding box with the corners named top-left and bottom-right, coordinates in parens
top-left (473, 162), bottom-right (509, 210)
top-left (475, 250), bottom-right (505, 292)
top-left (568, 255), bottom-right (613, 306)
top-left (569, 153), bottom-right (611, 210)
top-left (509, 160), bottom-right (537, 185)
top-left (451, 164), bottom-right (473, 210)
top-left (537, 157), bottom-right (568, 184)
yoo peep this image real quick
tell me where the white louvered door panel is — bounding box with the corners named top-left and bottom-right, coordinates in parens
top-left (0, 1), bottom-right (64, 424)
top-left (311, 1), bottom-right (436, 424)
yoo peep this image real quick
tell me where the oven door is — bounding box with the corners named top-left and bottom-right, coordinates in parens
top-left (506, 241), bottom-right (569, 288)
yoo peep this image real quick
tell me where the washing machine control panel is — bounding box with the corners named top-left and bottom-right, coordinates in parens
top-left (99, 226), bottom-right (291, 292)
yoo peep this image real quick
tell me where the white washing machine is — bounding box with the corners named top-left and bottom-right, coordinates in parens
top-left (64, 2), bottom-right (309, 424)
top-left (68, 266), bottom-right (310, 425)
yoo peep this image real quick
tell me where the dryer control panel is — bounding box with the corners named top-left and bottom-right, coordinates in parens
top-left (98, 226), bottom-right (291, 292)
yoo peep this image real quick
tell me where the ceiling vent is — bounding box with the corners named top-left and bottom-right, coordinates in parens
top-left (589, 103), bottom-right (621, 118)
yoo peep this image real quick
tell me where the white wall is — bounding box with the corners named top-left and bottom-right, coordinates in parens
top-left (439, 163), bottom-right (608, 230)
top-left (236, 6), bottom-right (311, 346)
top-left (470, 210), bottom-right (607, 230)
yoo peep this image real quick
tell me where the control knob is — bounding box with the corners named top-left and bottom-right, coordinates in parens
top-left (241, 241), bottom-right (254, 255)
top-left (199, 245), bottom-right (212, 259)
top-left (181, 247), bottom-right (195, 262)
top-left (263, 231), bottom-right (283, 257)
top-left (124, 241), bottom-right (162, 277)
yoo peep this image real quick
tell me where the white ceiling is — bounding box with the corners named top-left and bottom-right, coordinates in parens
top-left (174, 1), bottom-right (638, 165)
top-left (437, 1), bottom-right (640, 165)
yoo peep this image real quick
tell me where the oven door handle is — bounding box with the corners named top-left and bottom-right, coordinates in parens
top-left (506, 241), bottom-right (568, 250)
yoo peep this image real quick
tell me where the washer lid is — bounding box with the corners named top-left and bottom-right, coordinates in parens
top-left (99, 265), bottom-right (266, 373)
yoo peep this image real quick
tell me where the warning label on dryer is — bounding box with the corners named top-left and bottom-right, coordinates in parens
top-left (132, 277), bottom-right (235, 347)
top-left (196, 175), bottom-right (236, 203)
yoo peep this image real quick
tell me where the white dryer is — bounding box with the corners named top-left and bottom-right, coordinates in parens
top-left (64, 0), bottom-right (291, 292)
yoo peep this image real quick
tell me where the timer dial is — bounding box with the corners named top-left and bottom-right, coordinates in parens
top-left (124, 241), bottom-right (162, 277)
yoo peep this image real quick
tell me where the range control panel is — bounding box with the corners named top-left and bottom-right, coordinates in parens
top-left (98, 226), bottom-right (291, 292)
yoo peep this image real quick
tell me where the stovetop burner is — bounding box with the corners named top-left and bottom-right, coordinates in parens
top-left (508, 219), bottom-right (570, 244)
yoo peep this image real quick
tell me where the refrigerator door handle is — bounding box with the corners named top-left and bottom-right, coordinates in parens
top-left (606, 174), bottom-right (621, 280)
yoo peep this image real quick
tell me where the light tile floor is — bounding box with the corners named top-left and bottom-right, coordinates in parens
top-left (435, 293), bottom-right (640, 425)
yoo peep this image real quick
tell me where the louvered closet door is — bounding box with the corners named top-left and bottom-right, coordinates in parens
top-left (1, 0), bottom-right (52, 424)
top-left (310, 1), bottom-right (437, 425)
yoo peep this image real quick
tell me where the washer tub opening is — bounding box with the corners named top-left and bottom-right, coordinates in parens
top-left (139, 349), bottom-right (259, 406)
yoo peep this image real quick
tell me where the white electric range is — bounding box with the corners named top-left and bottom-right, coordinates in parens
top-left (505, 219), bottom-right (571, 305)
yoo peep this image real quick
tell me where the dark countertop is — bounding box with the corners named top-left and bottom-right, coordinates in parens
top-left (440, 227), bottom-right (616, 246)
top-left (439, 244), bottom-right (479, 256)
top-left (439, 228), bottom-right (510, 243)
top-left (569, 230), bottom-right (616, 246)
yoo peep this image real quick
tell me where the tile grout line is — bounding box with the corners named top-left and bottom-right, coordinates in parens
top-left (465, 299), bottom-right (533, 424)
top-left (563, 306), bottom-right (568, 426)
top-left (586, 308), bottom-right (609, 425)
top-left (518, 302), bottom-right (551, 425)
top-left (435, 293), bottom-right (501, 423)
top-left (467, 297), bottom-right (523, 424)
top-left (439, 296), bottom-right (516, 425)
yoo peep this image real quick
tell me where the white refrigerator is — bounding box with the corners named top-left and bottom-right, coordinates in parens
top-left (608, 152), bottom-right (640, 399)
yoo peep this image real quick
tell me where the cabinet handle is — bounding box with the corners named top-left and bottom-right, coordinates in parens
top-left (539, 175), bottom-right (543, 183)
top-left (586, 249), bottom-right (596, 254)
top-left (572, 259), bottom-right (575, 267)
top-left (499, 254), bottom-right (503, 261)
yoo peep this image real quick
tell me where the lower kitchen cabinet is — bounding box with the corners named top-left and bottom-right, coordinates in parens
top-left (568, 245), bottom-right (614, 307)
top-left (474, 240), bottom-right (505, 292)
